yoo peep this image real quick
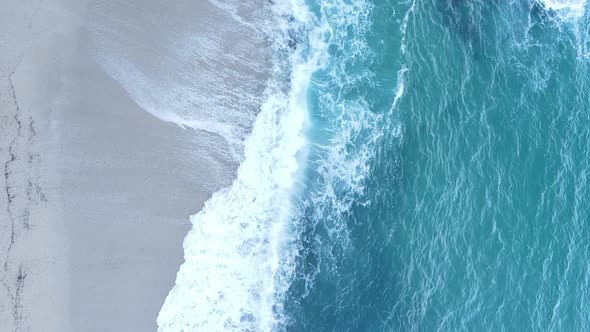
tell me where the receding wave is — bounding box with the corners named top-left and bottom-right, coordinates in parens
top-left (87, 0), bottom-right (269, 162)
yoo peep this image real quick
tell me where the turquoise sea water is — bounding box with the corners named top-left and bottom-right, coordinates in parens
top-left (157, 0), bottom-right (590, 330)
top-left (287, 0), bottom-right (590, 331)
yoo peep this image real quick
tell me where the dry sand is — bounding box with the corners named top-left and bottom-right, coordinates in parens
top-left (0, 0), bottom-right (269, 331)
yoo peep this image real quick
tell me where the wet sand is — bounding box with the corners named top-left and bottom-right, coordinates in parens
top-left (0, 0), bottom-right (269, 331)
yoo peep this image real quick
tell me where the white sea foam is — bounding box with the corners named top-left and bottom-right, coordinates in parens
top-left (393, 1), bottom-right (414, 111)
top-left (156, 1), bottom-right (329, 331)
top-left (299, 0), bottom-right (411, 276)
top-left (308, 0), bottom-right (377, 228)
top-left (540, 0), bottom-right (587, 18)
top-left (536, 0), bottom-right (589, 61)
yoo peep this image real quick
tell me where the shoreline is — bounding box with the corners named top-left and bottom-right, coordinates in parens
top-left (1, 0), bottom-right (270, 331)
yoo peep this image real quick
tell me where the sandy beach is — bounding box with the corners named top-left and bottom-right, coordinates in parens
top-left (0, 0), bottom-right (269, 331)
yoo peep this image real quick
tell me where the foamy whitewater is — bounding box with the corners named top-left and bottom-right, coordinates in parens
top-left (157, 0), bottom-right (590, 330)
top-left (157, 1), bottom-right (328, 330)
top-left (542, 0), bottom-right (587, 14)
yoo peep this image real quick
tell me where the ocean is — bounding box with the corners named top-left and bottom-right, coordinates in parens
top-left (158, 0), bottom-right (590, 331)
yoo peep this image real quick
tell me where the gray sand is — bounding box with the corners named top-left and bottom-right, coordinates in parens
top-left (0, 0), bottom-right (269, 331)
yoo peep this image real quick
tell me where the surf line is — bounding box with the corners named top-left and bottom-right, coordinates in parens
top-left (156, 1), bottom-right (330, 331)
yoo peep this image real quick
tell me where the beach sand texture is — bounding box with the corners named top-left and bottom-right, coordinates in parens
top-left (0, 0), bottom-right (269, 331)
